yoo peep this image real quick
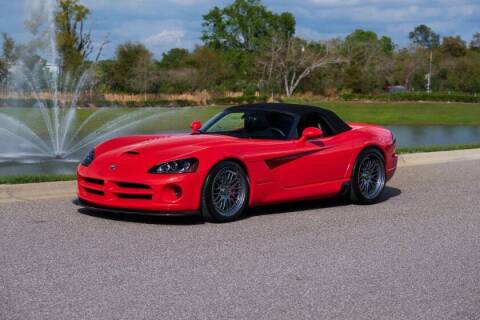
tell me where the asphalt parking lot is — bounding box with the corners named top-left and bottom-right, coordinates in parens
top-left (1, 159), bottom-right (480, 320)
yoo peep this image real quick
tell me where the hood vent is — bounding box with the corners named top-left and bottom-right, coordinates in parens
top-left (124, 150), bottom-right (140, 156)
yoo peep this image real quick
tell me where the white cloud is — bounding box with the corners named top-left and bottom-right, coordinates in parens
top-left (144, 29), bottom-right (186, 46)
top-left (106, 20), bottom-right (197, 56)
top-left (279, 0), bottom-right (480, 47)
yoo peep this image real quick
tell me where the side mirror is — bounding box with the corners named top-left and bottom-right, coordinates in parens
top-left (300, 127), bottom-right (323, 142)
top-left (191, 120), bottom-right (202, 134)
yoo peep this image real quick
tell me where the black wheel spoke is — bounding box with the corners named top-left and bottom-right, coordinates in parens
top-left (211, 167), bottom-right (247, 217)
top-left (357, 154), bottom-right (385, 200)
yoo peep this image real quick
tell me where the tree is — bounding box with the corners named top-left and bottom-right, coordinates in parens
top-left (201, 0), bottom-right (295, 52)
top-left (218, 48), bottom-right (256, 92)
top-left (343, 30), bottom-right (395, 93)
top-left (95, 59), bottom-right (115, 92)
top-left (409, 24), bottom-right (440, 49)
top-left (0, 59), bottom-right (7, 91)
top-left (55, 0), bottom-right (93, 74)
top-left (184, 46), bottom-right (226, 90)
top-left (346, 29), bottom-right (378, 44)
top-left (0, 34), bottom-right (16, 91)
top-left (345, 30), bottom-right (395, 57)
top-left (380, 36), bottom-right (395, 55)
top-left (392, 47), bottom-right (426, 90)
top-left (442, 36), bottom-right (467, 57)
top-left (470, 32), bottom-right (480, 51)
top-left (2, 34), bottom-right (16, 66)
top-left (112, 42), bottom-right (154, 97)
top-left (257, 35), bottom-right (344, 96)
top-left (158, 48), bottom-right (189, 69)
top-left (131, 51), bottom-right (155, 99)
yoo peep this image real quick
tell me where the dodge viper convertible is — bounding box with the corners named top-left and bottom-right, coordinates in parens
top-left (75, 103), bottom-right (397, 222)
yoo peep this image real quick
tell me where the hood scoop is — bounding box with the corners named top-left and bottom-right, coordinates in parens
top-left (124, 150), bottom-right (140, 156)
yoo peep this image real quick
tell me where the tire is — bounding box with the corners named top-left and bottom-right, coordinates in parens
top-left (201, 161), bottom-right (249, 223)
top-left (351, 148), bottom-right (386, 204)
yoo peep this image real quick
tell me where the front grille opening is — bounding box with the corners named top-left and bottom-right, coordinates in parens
top-left (115, 193), bottom-right (152, 200)
top-left (84, 177), bottom-right (104, 185)
top-left (115, 182), bottom-right (151, 189)
top-left (84, 187), bottom-right (104, 196)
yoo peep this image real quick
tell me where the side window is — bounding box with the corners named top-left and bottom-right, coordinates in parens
top-left (296, 114), bottom-right (334, 138)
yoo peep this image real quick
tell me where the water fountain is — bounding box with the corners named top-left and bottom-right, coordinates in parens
top-left (0, 0), bottom-right (170, 175)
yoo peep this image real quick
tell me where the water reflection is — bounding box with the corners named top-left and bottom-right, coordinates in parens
top-left (386, 125), bottom-right (480, 147)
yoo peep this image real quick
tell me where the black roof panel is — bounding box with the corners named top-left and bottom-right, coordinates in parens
top-left (227, 103), bottom-right (351, 134)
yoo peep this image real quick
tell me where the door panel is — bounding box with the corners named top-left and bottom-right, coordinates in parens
top-left (266, 132), bottom-right (354, 188)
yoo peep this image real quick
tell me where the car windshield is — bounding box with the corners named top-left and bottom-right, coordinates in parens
top-left (201, 110), bottom-right (295, 140)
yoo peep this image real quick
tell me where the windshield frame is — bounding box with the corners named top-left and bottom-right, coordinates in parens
top-left (200, 109), bottom-right (299, 140)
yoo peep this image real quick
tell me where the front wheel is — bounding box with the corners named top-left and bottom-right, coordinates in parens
top-left (201, 161), bottom-right (249, 222)
top-left (351, 148), bottom-right (386, 204)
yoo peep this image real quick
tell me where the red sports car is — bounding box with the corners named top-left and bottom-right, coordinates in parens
top-left (76, 103), bottom-right (397, 222)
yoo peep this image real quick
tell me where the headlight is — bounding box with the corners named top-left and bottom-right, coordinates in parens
top-left (148, 158), bottom-right (199, 174)
top-left (81, 149), bottom-right (95, 167)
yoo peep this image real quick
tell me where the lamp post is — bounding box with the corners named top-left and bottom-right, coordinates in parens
top-left (426, 50), bottom-right (433, 93)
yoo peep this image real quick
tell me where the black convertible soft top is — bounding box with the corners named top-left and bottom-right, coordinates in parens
top-left (227, 103), bottom-right (352, 134)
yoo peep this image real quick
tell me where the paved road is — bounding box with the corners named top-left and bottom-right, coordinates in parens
top-left (1, 160), bottom-right (480, 320)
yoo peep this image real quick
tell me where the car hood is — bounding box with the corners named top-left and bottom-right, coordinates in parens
top-left (88, 133), bottom-right (302, 178)
top-left (92, 134), bottom-right (238, 171)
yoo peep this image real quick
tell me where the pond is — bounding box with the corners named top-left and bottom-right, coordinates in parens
top-left (386, 125), bottom-right (480, 148)
top-left (0, 124), bottom-right (479, 176)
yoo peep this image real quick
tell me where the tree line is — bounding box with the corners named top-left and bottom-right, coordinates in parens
top-left (1, 0), bottom-right (479, 99)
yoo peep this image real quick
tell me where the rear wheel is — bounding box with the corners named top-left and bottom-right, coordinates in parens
top-left (351, 148), bottom-right (386, 204)
top-left (201, 161), bottom-right (249, 222)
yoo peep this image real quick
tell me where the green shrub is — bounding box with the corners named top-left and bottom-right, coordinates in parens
top-left (0, 95), bottom-right (268, 109)
top-left (340, 92), bottom-right (480, 103)
top-left (102, 99), bottom-right (196, 107)
top-left (210, 95), bottom-right (268, 105)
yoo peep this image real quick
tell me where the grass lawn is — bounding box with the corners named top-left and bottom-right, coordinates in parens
top-left (1, 101), bottom-right (480, 132)
top-left (0, 106), bottom-right (225, 136)
top-left (284, 99), bottom-right (480, 125)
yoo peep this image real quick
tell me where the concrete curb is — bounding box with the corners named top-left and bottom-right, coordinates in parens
top-left (0, 181), bottom-right (76, 204)
top-left (398, 148), bottom-right (480, 167)
top-left (1, 148), bottom-right (480, 203)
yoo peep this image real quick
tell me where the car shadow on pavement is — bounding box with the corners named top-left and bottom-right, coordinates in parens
top-left (76, 186), bottom-right (401, 225)
top-left (77, 208), bottom-right (205, 225)
top-left (244, 186), bottom-right (402, 219)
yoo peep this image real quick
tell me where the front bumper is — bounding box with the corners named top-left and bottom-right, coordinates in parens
top-left (386, 153), bottom-right (398, 181)
top-left (77, 164), bottom-right (205, 213)
top-left (73, 198), bottom-right (198, 217)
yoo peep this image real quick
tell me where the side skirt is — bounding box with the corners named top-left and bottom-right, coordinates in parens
top-left (251, 179), bottom-right (349, 206)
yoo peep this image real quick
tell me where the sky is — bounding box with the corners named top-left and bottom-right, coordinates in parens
top-left (0, 0), bottom-right (479, 59)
